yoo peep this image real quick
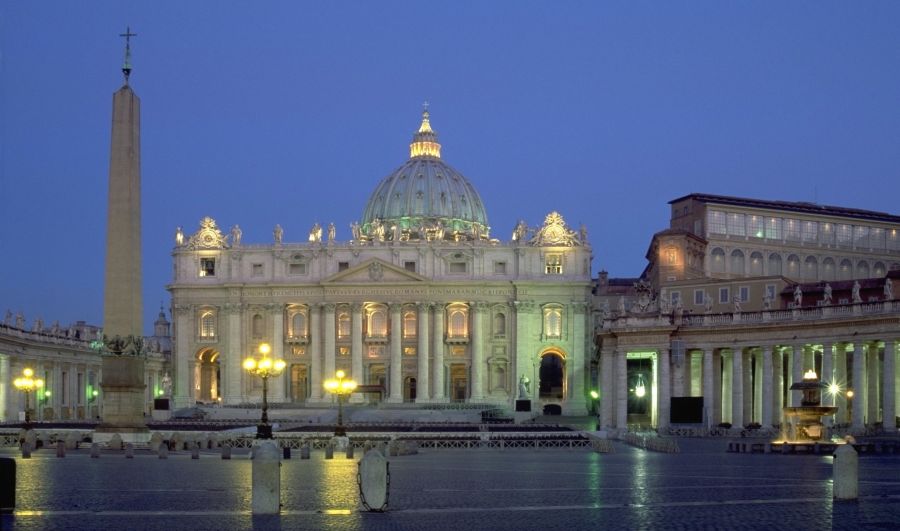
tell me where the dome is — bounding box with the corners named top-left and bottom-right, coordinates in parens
top-left (359, 109), bottom-right (490, 242)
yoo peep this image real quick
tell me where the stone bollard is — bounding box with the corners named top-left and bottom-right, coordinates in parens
top-left (125, 443), bottom-right (134, 459)
top-left (221, 445), bottom-right (232, 460)
top-left (251, 441), bottom-right (281, 515)
top-left (346, 444), bottom-right (354, 459)
top-left (56, 441), bottom-right (66, 458)
top-left (0, 457), bottom-right (14, 513)
top-left (358, 449), bottom-right (388, 512)
top-left (90, 443), bottom-right (101, 458)
top-left (21, 443), bottom-right (32, 459)
top-left (191, 445), bottom-right (200, 460)
top-left (108, 434), bottom-right (123, 451)
top-left (158, 444), bottom-right (169, 459)
top-left (325, 443), bottom-right (334, 460)
top-left (149, 433), bottom-right (163, 453)
top-left (300, 444), bottom-right (310, 460)
top-left (833, 445), bottom-right (859, 500)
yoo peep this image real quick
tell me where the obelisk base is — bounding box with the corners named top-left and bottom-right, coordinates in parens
top-left (96, 356), bottom-right (149, 443)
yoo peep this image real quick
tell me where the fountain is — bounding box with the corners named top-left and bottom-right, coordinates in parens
top-left (782, 370), bottom-right (838, 442)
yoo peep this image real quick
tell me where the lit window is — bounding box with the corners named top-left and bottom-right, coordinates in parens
top-left (727, 213), bottom-right (745, 236)
top-left (545, 254), bottom-right (563, 275)
top-left (888, 229), bottom-right (900, 251)
top-left (801, 221), bottom-right (817, 242)
top-left (543, 307), bottom-right (562, 339)
top-left (199, 311), bottom-right (216, 339)
top-left (711, 248), bottom-right (726, 273)
top-left (199, 258), bottom-right (216, 277)
top-left (403, 311), bottom-right (416, 338)
top-left (291, 312), bottom-right (308, 338)
top-left (836, 224), bottom-right (852, 245)
top-left (870, 228), bottom-right (885, 250)
top-left (819, 223), bottom-right (835, 245)
top-left (367, 309), bottom-right (387, 338)
top-left (338, 312), bottom-right (351, 338)
top-left (784, 219), bottom-right (800, 241)
top-left (853, 226), bottom-right (870, 248)
top-left (447, 308), bottom-right (468, 338)
top-left (708, 211), bottom-right (727, 235)
top-left (765, 218), bottom-right (782, 240)
top-left (748, 216), bottom-right (764, 238)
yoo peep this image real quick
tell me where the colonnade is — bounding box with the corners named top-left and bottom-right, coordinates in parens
top-left (599, 339), bottom-right (900, 433)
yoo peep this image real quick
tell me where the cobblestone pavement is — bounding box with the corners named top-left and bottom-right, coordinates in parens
top-left (2, 440), bottom-right (899, 530)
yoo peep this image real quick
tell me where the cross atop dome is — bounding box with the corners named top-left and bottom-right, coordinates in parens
top-left (410, 104), bottom-right (441, 158)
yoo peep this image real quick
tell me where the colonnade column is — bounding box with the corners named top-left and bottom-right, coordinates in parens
top-left (773, 348), bottom-right (784, 427)
top-left (270, 304), bottom-right (285, 402)
top-left (350, 304), bottom-right (364, 402)
top-left (0, 353), bottom-right (8, 422)
top-left (852, 342), bottom-right (865, 431)
top-left (731, 350), bottom-right (744, 428)
top-left (883, 340), bottom-right (896, 431)
top-left (657, 348), bottom-right (670, 429)
top-left (616, 350), bottom-right (627, 429)
top-left (225, 303), bottom-right (242, 404)
top-left (173, 304), bottom-right (191, 408)
top-left (416, 303), bottom-right (430, 402)
top-left (702, 349), bottom-right (714, 429)
top-left (600, 347), bottom-right (614, 428)
top-left (470, 302), bottom-right (484, 401)
top-left (671, 345), bottom-right (684, 398)
top-left (761, 346), bottom-right (774, 429)
top-left (834, 344), bottom-right (847, 423)
top-left (791, 344), bottom-right (804, 406)
top-left (722, 353), bottom-right (732, 423)
top-left (308, 305), bottom-right (322, 401)
top-left (569, 303), bottom-right (587, 413)
top-left (323, 304), bottom-right (336, 382)
top-left (712, 351), bottom-right (722, 425)
top-left (821, 343), bottom-right (834, 405)
top-left (866, 343), bottom-right (879, 425)
top-left (432, 304), bottom-right (445, 401)
top-left (388, 304), bottom-right (402, 403)
top-left (742, 350), bottom-right (752, 424)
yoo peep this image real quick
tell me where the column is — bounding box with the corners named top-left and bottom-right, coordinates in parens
top-left (867, 343), bottom-right (879, 425)
top-left (691, 353), bottom-right (702, 396)
top-left (616, 349), bottom-right (627, 429)
top-left (600, 348), bottom-right (614, 428)
top-left (270, 304), bottom-right (285, 402)
top-left (432, 304), bottom-right (446, 401)
top-left (416, 303), bottom-right (430, 402)
top-left (323, 304), bottom-right (336, 381)
top-left (852, 342), bottom-right (865, 431)
top-left (835, 343), bottom-right (848, 423)
top-left (722, 353), bottom-right (732, 424)
top-left (761, 346), bottom-right (774, 429)
top-left (470, 302), bottom-right (484, 401)
top-left (791, 344), bottom-right (804, 406)
top-left (309, 304), bottom-right (322, 401)
top-left (753, 351), bottom-right (763, 423)
top-left (822, 343), bottom-right (834, 405)
top-left (388, 303), bottom-right (402, 403)
top-left (773, 348), bottom-right (784, 427)
top-left (0, 354), bottom-right (8, 422)
top-left (174, 305), bottom-right (192, 408)
top-left (732, 350), bottom-right (744, 428)
top-left (713, 350), bottom-right (722, 426)
top-left (883, 340), bottom-right (896, 431)
top-left (702, 349), bottom-right (714, 429)
top-left (568, 302), bottom-right (587, 413)
top-left (671, 345), bottom-right (684, 398)
top-left (657, 348), bottom-right (670, 429)
top-left (225, 304), bottom-right (243, 404)
top-left (350, 303), bottom-right (364, 402)
top-left (742, 350), bottom-right (752, 424)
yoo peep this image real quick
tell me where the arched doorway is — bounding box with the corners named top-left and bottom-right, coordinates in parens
top-left (404, 376), bottom-right (417, 402)
top-left (290, 364), bottom-right (308, 403)
top-left (539, 351), bottom-right (565, 401)
top-left (195, 348), bottom-right (220, 403)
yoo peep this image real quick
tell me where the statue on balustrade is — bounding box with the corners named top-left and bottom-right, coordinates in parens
top-left (230, 224), bottom-right (242, 247)
top-left (852, 281), bottom-right (862, 304)
top-left (518, 375), bottom-right (531, 399)
top-left (762, 293), bottom-right (773, 310)
top-left (273, 224), bottom-right (284, 244)
top-left (793, 285), bottom-right (803, 308)
top-left (822, 283), bottom-right (833, 305)
top-left (884, 277), bottom-right (893, 300)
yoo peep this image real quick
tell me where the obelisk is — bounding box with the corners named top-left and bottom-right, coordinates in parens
top-left (98, 27), bottom-right (148, 439)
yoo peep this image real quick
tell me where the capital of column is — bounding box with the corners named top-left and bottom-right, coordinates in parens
top-left (416, 302), bottom-right (431, 313)
top-left (265, 302), bottom-right (283, 314)
top-left (321, 302), bottom-right (336, 313)
top-left (388, 303), bottom-right (402, 314)
top-left (432, 302), bottom-right (445, 315)
top-left (513, 300), bottom-right (536, 314)
top-left (350, 302), bottom-right (363, 314)
top-left (222, 302), bottom-right (244, 314)
top-left (570, 301), bottom-right (588, 314)
top-left (173, 304), bottom-right (192, 316)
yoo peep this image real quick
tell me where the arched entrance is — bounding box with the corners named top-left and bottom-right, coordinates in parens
top-left (539, 351), bottom-right (565, 401)
top-left (290, 364), bottom-right (308, 403)
top-left (195, 348), bottom-right (220, 402)
top-left (404, 376), bottom-right (417, 402)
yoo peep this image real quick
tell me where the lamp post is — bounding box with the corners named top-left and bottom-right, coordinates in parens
top-left (323, 370), bottom-right (357, 436)
top-left (243, 342), bottom-right (286, 439)
top-left (13, 368), bottom-right (44, 429)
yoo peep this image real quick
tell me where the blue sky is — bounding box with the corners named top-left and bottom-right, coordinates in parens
top-left (2, 1), bottom-right (899, 334)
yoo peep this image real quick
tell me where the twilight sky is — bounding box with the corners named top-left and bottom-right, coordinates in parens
top-left (2, 1), bottom-right (899, 334)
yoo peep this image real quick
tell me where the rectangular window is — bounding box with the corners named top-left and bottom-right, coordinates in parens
top-left (251, 263), bottom-right (263, 277)
top-left (801, 221), bottom-right (817, 242)
top-left (670, 291), bottom-right (681, 306)
top-left (739, 286), bottom-right (749, 302)
top-left (199, 258), bottom-right (216, 277)
top-left (288, 263), bottom-right (307, 275)
top-left (784, 219), bottom-right (800, 241)
top-left (707, 210), bottom-right (727, 235)
top-left (765, 217), bottom-right (782, 240)
top-left (853, 225), bottom-right (869, 248)
top-left (870, 228), bottom-right (885, 250)
top-left (545, 254), bottom-right (563, 274)
top-left (493, 261), bottom-right (507, 274)
top-left (719, 287), bottom-right (730, 304)
top-left (727, 213), bottom-right (745, 236)
top-left (338, 262), bottom-right (350, 272)
top-left (404, 261), bottom-right (417, 272)
top-left (766, 284), bottom-right (776, 300)
top-left (748, 216), bottom-right (764, 238)
top-left (449, 262), bottom-right (467, 274)
top-left (889, 229), bottom-right (900, 251)
top-left (836, 224), bottom-right (852, 245)
top-left (694, 289), bottom-right (705, 305)
top-left (819, 222), bottom-right (835, 245)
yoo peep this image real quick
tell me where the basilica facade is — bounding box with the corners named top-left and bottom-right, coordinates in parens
top-left (169, 111), bottom-right (594, 414)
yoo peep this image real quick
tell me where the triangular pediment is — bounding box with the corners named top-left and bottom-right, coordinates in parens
top-left (322, 258), bottom-right (428, 284)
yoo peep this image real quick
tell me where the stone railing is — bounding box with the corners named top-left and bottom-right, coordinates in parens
top-left (602, 300), bottom-right (899, 330)
top-left (0, 323), bottom-right (170, 358)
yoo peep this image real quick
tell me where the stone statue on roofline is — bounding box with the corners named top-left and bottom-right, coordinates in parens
top-left (704, 293), bottom-right (713, 313)
top-left (327, 222), bottom-right (336, 243)
top-left (885, 277), bottom-right (894, 300)
top-left (230, 224), bottom-right (242, 247)
top-left (175, 226), bottom-right (184, 246)
top-left (273, 224), bottom-right (283, 244)
top-left (3, 310), bottom-right (11, 326)
top-left (793, 284), bottom-right (803, 308)
top-left (822, 283), bottom-right (833, 305)
top-left (851, 281), bottom-right (862, 304)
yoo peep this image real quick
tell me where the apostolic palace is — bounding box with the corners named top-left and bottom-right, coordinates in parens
top-left (1, 103), bottom-right (898, 435)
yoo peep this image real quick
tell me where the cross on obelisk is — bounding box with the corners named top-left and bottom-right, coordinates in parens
top-left (119, 26), bottom-right (137, 84)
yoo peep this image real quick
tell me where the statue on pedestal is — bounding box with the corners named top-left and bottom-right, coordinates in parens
top-left (175, 226), bottom-right (184, 246)
top-left (518, 375), bottom-right (531, 399)
top-left (822, 283), bottom-right (833, 305)
top-left (161, 372), bottom-right (173, 398)
top-left (327, 222), bottom-right (336, 243)
top-left (230, 224), bottom-right (242, 247)
top-left (793, 285), bottom-right (803, 308)
top-left (273, 224), bottom-right (283, 244)
top-left (885, 277), bottom-right (894, 300)
top-left (851, 281), bottom-right (862, 304)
